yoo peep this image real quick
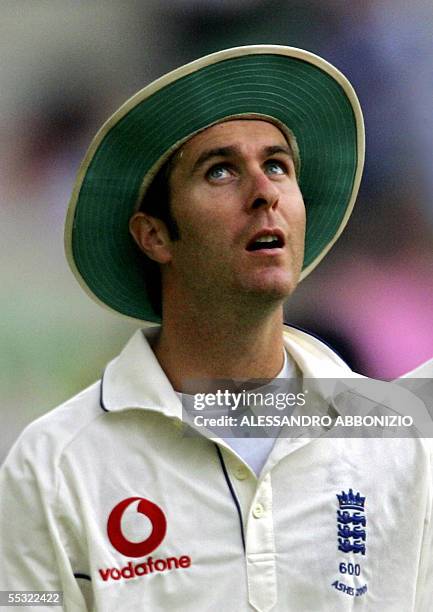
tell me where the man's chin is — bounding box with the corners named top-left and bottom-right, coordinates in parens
top-left (238, 274), bottom-right (299, 303)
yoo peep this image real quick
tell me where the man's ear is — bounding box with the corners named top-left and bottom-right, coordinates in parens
top-left (129, 212), bottom-right (173, 264)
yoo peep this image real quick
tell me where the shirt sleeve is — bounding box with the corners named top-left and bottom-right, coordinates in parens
top-left (415, 441), bottom-right (433, 611)
top-left (0, 430), bottom-right (88, 610)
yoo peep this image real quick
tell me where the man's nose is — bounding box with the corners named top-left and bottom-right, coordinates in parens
top-left (246, 169), bottom-right (279, 211)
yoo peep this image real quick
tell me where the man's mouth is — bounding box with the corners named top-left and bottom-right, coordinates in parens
top-left (246, 230), bottom-right (285, 252)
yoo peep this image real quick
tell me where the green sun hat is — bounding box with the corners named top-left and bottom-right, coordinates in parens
top-left (65, 45), bottom-right (365, 323)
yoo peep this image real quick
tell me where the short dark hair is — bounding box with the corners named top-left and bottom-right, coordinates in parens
top-left (138, 156), bottom-right (180, 239)
top-left (136, 155), bottom-right (180, 317)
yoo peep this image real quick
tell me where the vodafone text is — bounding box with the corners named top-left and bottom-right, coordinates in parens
top-left (99, 555), bottom-right (192, 582)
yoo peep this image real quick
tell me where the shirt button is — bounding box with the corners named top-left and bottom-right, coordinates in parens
top-left (234, 465), bottom-right (249, 480)
top-left (252, 503), bottom-right (265, 518)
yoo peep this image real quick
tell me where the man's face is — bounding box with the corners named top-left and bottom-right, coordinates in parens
top-left (165, 119), bottom-right (306, 308)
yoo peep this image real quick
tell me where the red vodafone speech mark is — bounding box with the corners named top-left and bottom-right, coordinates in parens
top-left (107, 497), bottom-right (167, 558)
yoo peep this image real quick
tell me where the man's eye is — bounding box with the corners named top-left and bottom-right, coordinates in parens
top-left (265, 160), bottom-right (287, 175)
top-left (206, 164), bottom-right (230, 180)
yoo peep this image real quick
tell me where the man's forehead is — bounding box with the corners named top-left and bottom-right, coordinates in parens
top-left (178, 118), bottom-right (290, 159)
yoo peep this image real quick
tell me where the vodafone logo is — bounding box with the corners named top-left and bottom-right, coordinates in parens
top-left (107, 497), bottom-right (167, 558)
top-left (101, 497), bottom-right (192, 583)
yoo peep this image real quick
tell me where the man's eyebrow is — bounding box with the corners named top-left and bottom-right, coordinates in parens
top-left (264, 145), bottom-right (293, 158)
top-left (191, 146), bottom-right (236, 174)
top-left (191, 144), bottom-right (293, 174)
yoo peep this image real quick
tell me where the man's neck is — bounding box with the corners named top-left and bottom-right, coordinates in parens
top-left (152, 301), bottom-right (286, 392)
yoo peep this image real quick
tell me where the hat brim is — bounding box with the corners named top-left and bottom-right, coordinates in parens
top-left (65, 45), bottom-right (365, 323)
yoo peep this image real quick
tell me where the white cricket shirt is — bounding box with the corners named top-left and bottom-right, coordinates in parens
top-left (1, 326), bottom-right (432, 611)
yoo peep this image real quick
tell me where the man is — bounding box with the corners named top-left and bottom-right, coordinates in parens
top-left (1, 46), bottom-right (432, 611)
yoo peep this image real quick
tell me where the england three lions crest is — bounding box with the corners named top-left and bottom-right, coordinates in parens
top-left (337, 489), bottom-right (366, 556)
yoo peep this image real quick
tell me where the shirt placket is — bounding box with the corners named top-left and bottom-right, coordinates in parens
top-left (224, 434), bottom-right (321, 612)
top-left (245, 472), bottom-right (277, 612)
top-left (223, 449), bottom-right (276, 611)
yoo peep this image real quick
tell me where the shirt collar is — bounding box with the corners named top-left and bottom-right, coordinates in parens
top-left (283, 326), bottom-right (429, 421)
top-left (101, 327), bottom-right (182, 419)
top-left (101, 325), bottom-right (357, 416)
top-left (282, 325), bottom-right (357, 418)
top-left (101, 325), bottom-right (426, 425)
